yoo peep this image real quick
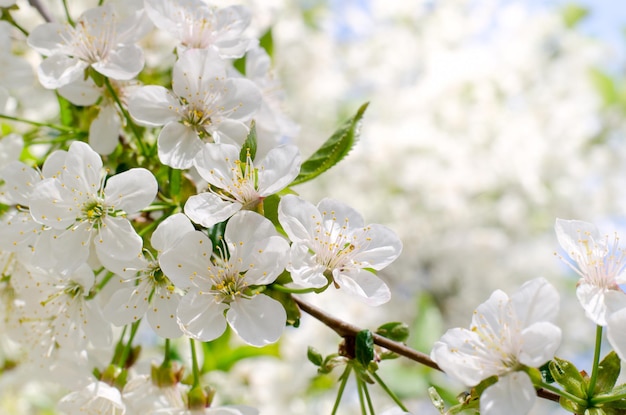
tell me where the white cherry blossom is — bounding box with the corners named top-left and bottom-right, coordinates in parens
top-left (431, 278), bottom-right (562, 415)
top-left (145, 0), bottom-right (251, 57)
top-left (27, 3), bottom-right (147, 89)
top-left (58, 381), bottom-right (126, 415)
top-left (184, 142), bottom-right (301, 228)
top-left (159, 210), bottom-right (289, 346)
top-left (29, 141), bottom-right (157, 275)
top-left (128, 48), bottom-right (261, 169)
top-left (278, 195), bottom-right (402, 306)
top-left (555, 218), bottom-right (626, 325)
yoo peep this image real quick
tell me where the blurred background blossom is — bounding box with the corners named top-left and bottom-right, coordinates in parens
top-left (2, 0), bottom-right (626, 413)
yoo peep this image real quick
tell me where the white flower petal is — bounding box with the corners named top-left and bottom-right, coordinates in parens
top-left (151, 212), bottom-right (195, 252)
top-left (37, 54), bottom-right (88, 89)
top-left (147, 286), bottom-right (183, 338)
top-left (178, 291), bottom-right (228, 342)
top-left (481, 373), bottom-right (536, 415)
top-left (104, 280), bottom-right (151, 326)
top-left (193, 142), bottom-right (240, 186)
top-left (184, 192), bottom-right (242, 228)
top-left (519, 322), bottom-right (561, 367)
top-left (92, 43), bottom-right (144, 80)
top-left (350, 224), bottom-right (403, 270)
top-left (278, 194), bottom-right (320, 243)
top-left (607, 308), bottom-right (626, 360)
top-left (157, 121), bottom-right (203, 169)
top-left (128, 85), bottom-right (182, 126)
top-left (97, 216), bottom-right (143, 261)
top-left (226, 294), bottom-right (286, 346)
top-left (576, 283), bottom-right (625, 326)
top-left (89, 104), bottom-right (121, 155)
top-left (57, 78), bottom-right (101, 106)
top-left (257, 144), bottom-right (301, 196)
top-left (159, 231), bottom-right (213, 289)
top-left (27, 23), bottom-right (67, 55)
top-left (104, 168), bottom-right (157, 213)
top-left (510, 277), bottom-right (560, 327)
top-left (431, 327), bottom-right (496, 386)
top-left (333, 268), bottom-right (391, 306)
top-left (172, 48), bottom-right (226, 99)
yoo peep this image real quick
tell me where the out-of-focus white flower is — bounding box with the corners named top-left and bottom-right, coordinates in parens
top-left (431, 278), bottom-right (562, 415)
top-left (555, 218), bottom-right (626, 325)
top-left (145, 0), bottom-right (252, 57)
top-left (128, 48), bottom-right (261, 169)
top-left (58, 381), bottom-right (125, 415)
top-left (29, 141), bottom-right (157, 274)
top-left (278, 194), bottom-right (402, 306)
top-left (184, 142), bottom-right (300, 228)
top-left (242, 45), bottom-right (300, 156)
top-left (27, 3), bottom-right (147, 89)
top-left (160, 211), bottom-right (289, 346)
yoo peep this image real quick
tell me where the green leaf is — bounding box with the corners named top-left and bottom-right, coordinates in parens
top-left (594, 351), bottom-right (621, 395)
top-left (376, 322), bottom-right (409, 343)
top-left (561, 3), bottom-right (589, 28)
top-left (259, 28), bottom-right (273, 59)
top-left (549, 357), bottom-right (588, 399)
top-left (201, 327), bottom-right (280, 372)
top-left (307, 346), bottom-right (323, 367)
top-left (239, 120), bottom-right (257, 163)
top-left (291, 102), bottom-right (368, 186)
top-left (355, 329), bottom-right (374, 367)
top-left (589, 68), bottom-right (619, 106)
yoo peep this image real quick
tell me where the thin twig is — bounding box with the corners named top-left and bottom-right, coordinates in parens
top-left (27, 0), bottom-right (54, 23)
top-left (292, 296), bottom-right (562, 404)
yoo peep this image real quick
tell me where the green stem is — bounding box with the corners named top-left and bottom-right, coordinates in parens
top-left (161, 339), bottom-right (171, 368)
top-left (103, 77), bottom-right (147, 155)
top-left (331, 365), bottom-right (352, 415)
top-left (270, 283), bottom-right (322, 294)
top-left (0, 114), bottom-right (76, 132)
top-left (370, 370), bottom-right (409, 412)
top-left (1, 10), bottom-right (28, 36)
top-left (356, 375), bottom-right (368, 415)
top-left (117, 320), bottom-right (140, 369)
top-left (587, 325), bottom-right (603, 396)
top-left (361, 377), bottom-right (376, 415)
top-left (91, 270), bottom-right (114, 298)
top-left (189, 338), bottom-right (201, 388)
top-left (537, 381), bottom-right (588, 407)
top-left (61, 0), bottom-right (74, 25)
top-left (590, 391), bottom-right (626, 405)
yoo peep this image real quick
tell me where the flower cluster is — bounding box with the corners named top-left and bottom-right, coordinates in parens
top-left (0, 1), bottom-right (404, 413)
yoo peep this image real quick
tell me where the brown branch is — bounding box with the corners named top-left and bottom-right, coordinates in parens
top-left (292, 296), bottom-right (561, 404)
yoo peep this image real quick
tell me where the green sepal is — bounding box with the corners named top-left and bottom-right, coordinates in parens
top-left (318, 353), bottom-right (347, 374)
top-left (355, 329), bottom-right (374, 367)
top-left (594, 351), bottom-right (621, 395)
top-left (89, 68), bottom-right (105, 87)
top-left (239, 120), bottom-right (257, 164)
top-left (291, 102), bottom-right (368, 186)
top-left (549, 357), bottom-right (588, 399)
top-left (376, 322), bottom-right (409, 343)
top-left (307, 346), bottom-right (323, 367)
top-left (560, 397), bottom-right (586, 414)
top-left (585, 408), bottom-right (607, 415)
